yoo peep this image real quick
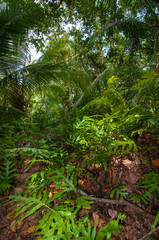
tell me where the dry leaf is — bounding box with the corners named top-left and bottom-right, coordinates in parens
top-left (92, 212), bottom-right (100, 223)
top-left (21, 226), bottom-right (36, 235)
top-left (122, 159), bottom-right (132, 167)
top-left (10, 220), bottom-right (16, 232)
top-left (49, 192), bottom-right (53, 199)
top-left (152, 159), bottom-right (159, 167)
top-left (49, 183), bottom-right (57, 188)
top-left (125, 173), bottom-right (139, 184)
top-left (26, 226), bottom-right (36, 233)
top-left (53, 190), bottom-right (59, 194)
top-left (136, 190), bottom-right (142, 194)
top-left (78, 179), bottom-right (85, 185)
top-left (102, 188), bottom-right (109, 192)
top-left (10, 220), bottom-right (23, 232)
top-left (92, 212), bottom-right (105, 228)
top-left (108, 209), bottom-right (118, 219)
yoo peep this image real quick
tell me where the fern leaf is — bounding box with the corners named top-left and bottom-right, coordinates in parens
top-left (0, 160), bottom-right (17, 194)
top-left (0, 183), bottom-right (11, 194)
top-left (111, 139), bottom-right (137, 154)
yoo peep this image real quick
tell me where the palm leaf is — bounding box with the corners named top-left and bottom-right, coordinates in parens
top-left (74, 68), bottom-right (108, 108)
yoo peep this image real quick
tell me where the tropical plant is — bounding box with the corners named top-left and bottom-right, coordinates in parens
top-left (68, 115), bottom-right (138, 169)
top-left (129, 172), bottom-right (159, 204)
top-left (0, 1), bottom-right (89, 113)
top-left (8, 165), bottom-right (126, 239)
top-left (0, 1), bottom-right (159, 239)
top-left (139, 172), bottom-right (159, 202)
top-left (110, 186), bottom-right (128, 199)
top-left (96, 213), bottom-right (126, 240)
top-left (68, 0), bottom-right (159, 74)
top-left (0, 160), bottom-right (17, 194)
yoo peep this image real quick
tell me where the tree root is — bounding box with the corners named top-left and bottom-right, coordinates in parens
top-left (76, 188), bottom-right (155, 220)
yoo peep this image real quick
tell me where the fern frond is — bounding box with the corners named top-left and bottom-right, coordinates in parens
top-left (6, 147), bottom-right (50, 159)
top-left (111, 139), bottom-right (138, 155)
top-left (96, 213), bottom-right (126, 240)
top-left (0, 160), bottom-right (17, 194)
top-left (0, 183), bottom-right (11, 194)
top-left (8, 191), bottom-right (60, 224)
top-left (140, 172), bottom-right (159, 201)
top-left (47, 165), bottom-right (77, 193)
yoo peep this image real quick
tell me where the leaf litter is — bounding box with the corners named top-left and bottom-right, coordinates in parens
top-left (0, 131), bottom-right (159, 240)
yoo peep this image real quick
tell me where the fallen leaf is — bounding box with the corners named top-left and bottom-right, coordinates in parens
top-left (10, 220), bottom-right (23, 232)
top-left (92, 212), bottom-right (105, 228)
top-left (10, 220), bottom-right (16, 232)
top-left (49, 183), bottom-right (57, 188)
top-left (78, 179), bottom-right (85, 185)
top-left (102, 188), bottom-right (109, 192)
top-left (26, 226), bottom-right (36, 233)
top-left (122, 159), bottom-right (132, 167)
top-left (92, 212), bottom-right (100, 223)
top-left (125, 173), bottom-right (140, 184)
top-left (21, 226), bottom-right (36, 235)
top-left (21, 230), bottom-right (28, 235)
top-left (108, 209), bottom-right (118, 219)
top-left (52, 190), bottom-right (59, 194)
top-left (152, 159), bottom-right (159, 167)
top-left (49, 192), bottom-right (53, 199)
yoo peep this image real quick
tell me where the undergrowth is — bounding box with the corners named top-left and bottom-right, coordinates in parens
top-left (8, 165), bottom-right (126, 239)
top-left (0, 71), bottom-right (159, 239)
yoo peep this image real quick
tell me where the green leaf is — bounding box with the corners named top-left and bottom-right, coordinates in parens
top-left (151, 211), bottom-right (159, 233)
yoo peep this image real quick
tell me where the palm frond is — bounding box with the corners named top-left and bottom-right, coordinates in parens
top-left (88, 19), bottom-right (155, 51)
top-left (74, 68), bottom-right (108, 108)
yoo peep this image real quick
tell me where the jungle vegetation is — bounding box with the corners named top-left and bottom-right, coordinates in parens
top-left (0, 0), bottom-right (159, 239)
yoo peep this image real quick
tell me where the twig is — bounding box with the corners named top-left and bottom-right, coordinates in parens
top-left (76, 188), bottom-right (155, 220)
top-left (139, 225), bottom-right (159, 240)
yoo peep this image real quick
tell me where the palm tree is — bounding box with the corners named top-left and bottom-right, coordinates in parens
top-left (0, 1), bottom-right (90, 112)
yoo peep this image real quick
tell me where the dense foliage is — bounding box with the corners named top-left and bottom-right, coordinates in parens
top-left (0, 0), bottom-right (159, 239)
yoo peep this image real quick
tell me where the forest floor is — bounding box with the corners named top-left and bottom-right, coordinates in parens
top-left (0, 131), bottom-right (159, 240)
